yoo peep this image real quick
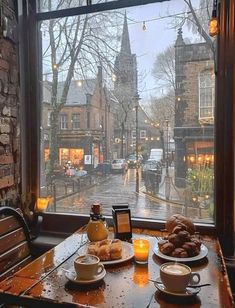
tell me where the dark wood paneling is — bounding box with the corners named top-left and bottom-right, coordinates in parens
top-left (216, 0), bottom-right (235, 255)
top-left (36, 0), bottom-right (169, 21)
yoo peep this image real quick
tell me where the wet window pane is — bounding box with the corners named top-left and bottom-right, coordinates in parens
top-left (39, 0), bottom-right (215, 224)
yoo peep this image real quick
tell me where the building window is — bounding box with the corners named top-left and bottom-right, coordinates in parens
top-left (199, 71), bottom-right (215, 120)
top-left (72, 113), bottom-right (80, 129)
top-left (47, 112), bottom-right (51, 127)
top-left (60, 114), bottom-right (68, 130)
top-left (140, 130), bottom-right (146, 139)
top-left (132, 130), bottom-right (136, 140)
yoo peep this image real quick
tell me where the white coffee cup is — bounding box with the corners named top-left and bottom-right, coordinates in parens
top-left (160, 262), bottom-right (200, 293)
top-left (74, 254), bottom-right (104, 280)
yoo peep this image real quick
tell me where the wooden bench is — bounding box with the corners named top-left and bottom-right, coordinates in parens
top-left (0, 207), bottom-right (32, 282)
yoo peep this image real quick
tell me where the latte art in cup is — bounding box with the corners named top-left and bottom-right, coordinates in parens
top-left (77, 255), bottom-right (97, 264)
top-left (160, 262), bottom-right (200, 293)
top-left (162, 264), bottom-right (190, 275)
top-left (74, 254), bottom-right (104, 280)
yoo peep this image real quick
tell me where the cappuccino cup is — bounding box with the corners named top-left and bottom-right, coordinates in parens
top-left (74, 254), bottom-right (104, 280)
top-left (160, 262), bottom-right (200, 293)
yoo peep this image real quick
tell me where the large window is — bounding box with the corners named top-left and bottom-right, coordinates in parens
top-left (199, 71), bottom-right (215, 120)
top-left (60, 114), bottom-right (68, 130)
top-left (38, 0), bottom-right (216, 226)
top-left (72, 113), bottom-right (80, 129)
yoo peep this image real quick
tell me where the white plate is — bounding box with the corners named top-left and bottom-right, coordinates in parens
top-left (65, 268), bottom-right (106, 284)
top-left (78, 241), bottom-right (134, 265)
top-left (154, 277), bottom-right (201, 297)
top-left (153, 243), bottom-right (208, 262)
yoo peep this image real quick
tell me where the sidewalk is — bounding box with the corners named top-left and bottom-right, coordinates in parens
top-left (43, 173), bottom-right (112, 201)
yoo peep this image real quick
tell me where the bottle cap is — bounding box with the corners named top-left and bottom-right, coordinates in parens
top-left (91, 202), bottom-right (101, 215)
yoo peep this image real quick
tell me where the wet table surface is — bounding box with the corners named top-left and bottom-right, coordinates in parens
top-left (0, 228), bottom-right (234, 308)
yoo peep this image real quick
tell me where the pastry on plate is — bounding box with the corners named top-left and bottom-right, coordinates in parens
top-left (87, 239), bottom-right (122, 261)
top-left (157, 214), bottom-right (202, 258)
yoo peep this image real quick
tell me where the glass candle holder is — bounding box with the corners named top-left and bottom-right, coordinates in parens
top-left (133, 239), bottom-right (150, 264)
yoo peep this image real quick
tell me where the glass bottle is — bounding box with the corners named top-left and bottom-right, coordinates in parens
top-left (86, 202), bottom-right (108, 242)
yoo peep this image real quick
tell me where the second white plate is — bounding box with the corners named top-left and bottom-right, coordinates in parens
top-left (65, 268), bottom-right (106, 284)
top-left (153, 243), bottom-right (208, 262)
top-left (154, 278), bottom-right (201, 297)
top-left (78, 241), bottom-right (134, 265)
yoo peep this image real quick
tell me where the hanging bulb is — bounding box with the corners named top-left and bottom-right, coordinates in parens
top-left (208, 0), bottom-right (219, 37)
top-left (142, 21), bottom-right (146, 31)
top-left (208, 14), bottom-right (219, 37)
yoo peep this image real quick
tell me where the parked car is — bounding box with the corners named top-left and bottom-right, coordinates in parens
top-left (74, 169), bottom-right (88, 177)
top-left (111, 159), bottom-right (128, 173)
top-left (94, 162), bottom-right (112, 175)
top-left (141, 159), bottom-right (162, 178)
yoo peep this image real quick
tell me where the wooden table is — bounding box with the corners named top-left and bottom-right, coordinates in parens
top-left (0, 228), bottom-right (234, 308)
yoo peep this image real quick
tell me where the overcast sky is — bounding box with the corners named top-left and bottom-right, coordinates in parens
top-left (126, 0), bottom-right (201, 104)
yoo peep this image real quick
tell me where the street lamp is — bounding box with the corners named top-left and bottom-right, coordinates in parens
top-left (135, 93), bottom-right (140, 193)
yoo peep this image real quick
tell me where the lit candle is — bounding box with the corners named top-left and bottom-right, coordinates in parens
top-left (35, 197), bottom-right (52, 212)
top-left (133, 239), bottom-right (150, 264)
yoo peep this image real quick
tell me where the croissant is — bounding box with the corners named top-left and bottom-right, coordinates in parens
top-left (87, 239), bottom-right (122, 261)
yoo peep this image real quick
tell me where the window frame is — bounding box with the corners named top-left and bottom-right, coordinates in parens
top-left (140, 130), bottom-right (147, 139)
top-left (198, 70), bottom-right (215, 120)
top-left (72, 113), bottom-right (80, 130)
top-left (19, 0), bottom-right (235, 252)
top-left (59, 114), bottom-right (68, 130)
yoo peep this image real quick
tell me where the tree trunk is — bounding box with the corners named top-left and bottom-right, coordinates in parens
top-left (47, 110), bottom-right (59, 179)
top-left (121, 122), bottom-right (125, 158)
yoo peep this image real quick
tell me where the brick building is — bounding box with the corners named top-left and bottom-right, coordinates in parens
top-left (174, 29), bottom-right (214, 185)
top-left (0, 1), bottom-right (20, 205)
top-left (42, 67), bottom-right (113, 172)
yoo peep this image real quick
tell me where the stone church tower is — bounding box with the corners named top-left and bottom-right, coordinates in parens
top-left (113, 12), bottom-right (138, 157)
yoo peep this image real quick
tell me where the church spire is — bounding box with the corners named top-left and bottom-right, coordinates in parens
top-left (120, 11), bottom-right (131, 55)
top-left (175, 28), bottom-right (185, 47)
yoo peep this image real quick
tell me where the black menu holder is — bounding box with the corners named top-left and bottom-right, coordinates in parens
top-left (112, 204), bottom-right (132, 241)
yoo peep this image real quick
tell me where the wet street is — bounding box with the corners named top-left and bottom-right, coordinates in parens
top-left (55, 169), bottom-right (212, 223)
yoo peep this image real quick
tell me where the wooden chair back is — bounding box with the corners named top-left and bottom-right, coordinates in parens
top-left (0, 207), bottom-right (32, 282)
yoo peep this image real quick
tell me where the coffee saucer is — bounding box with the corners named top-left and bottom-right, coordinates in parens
top-left (154, 277), bottom-right (200, 297)
top-left (65, 268), bottom-right (106, 284)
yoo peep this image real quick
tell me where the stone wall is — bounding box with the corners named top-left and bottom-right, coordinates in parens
top-left (175, 38), bottom-right (214, 127)
top-left (0, 3), bottom-right (20, 205)
top-left (174, 29), bottom-right (215, 184)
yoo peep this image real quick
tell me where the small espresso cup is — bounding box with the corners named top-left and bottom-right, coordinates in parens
top-left (160, 262), bottom-right (200, 293)
top-left (74, 254), bottom-right (104, 280)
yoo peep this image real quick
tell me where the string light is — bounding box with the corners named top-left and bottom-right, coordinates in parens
top-left (208, 0), bottom-right (219, 37)
top-left (142, 21), bottom-right (146, 31)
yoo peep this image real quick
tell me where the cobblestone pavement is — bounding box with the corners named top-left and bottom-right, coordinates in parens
top-left (53, 169), bottom-right (212, 223)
